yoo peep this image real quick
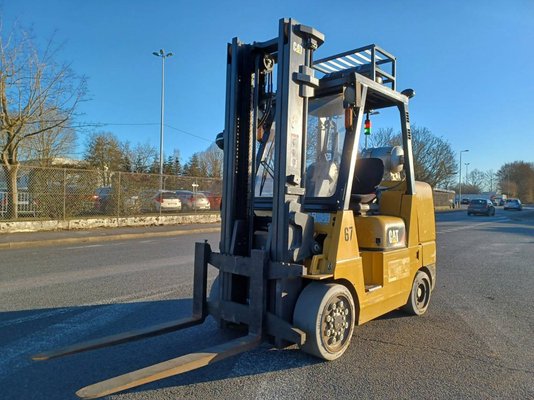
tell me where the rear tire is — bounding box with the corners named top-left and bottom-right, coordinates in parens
top-left (293, 283), bottom-right (355, 361)
top-left (402, 270), bottom-right (432, 316)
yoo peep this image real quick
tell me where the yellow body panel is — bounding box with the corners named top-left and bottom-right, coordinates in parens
top-left (354, 215), bottom-right (406, 250)
top-left (306, 181), bottom-right (436, 325)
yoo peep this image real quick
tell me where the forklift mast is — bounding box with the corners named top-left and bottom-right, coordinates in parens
top-left (221, 18), bottom-right (415, 261)
top-left (221, 18), bottom-right (324, 262)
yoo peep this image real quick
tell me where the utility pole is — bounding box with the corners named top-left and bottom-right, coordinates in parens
top-left (458, 149), bottom-right (469, 205)
top-left (153, 49), bottom-right (173, 191)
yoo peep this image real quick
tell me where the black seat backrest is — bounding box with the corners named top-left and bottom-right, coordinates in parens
top-left (352, 158), bottom-right (384, 195)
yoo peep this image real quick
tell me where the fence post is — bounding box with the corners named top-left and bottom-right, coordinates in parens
top-left (117, 172), bottom-right (121, 224)
top-left (159, 173), bottom-right (162, 218)
top-left (63, 168), bottom-right (67, 221)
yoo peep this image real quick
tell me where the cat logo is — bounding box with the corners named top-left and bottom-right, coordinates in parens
top-left (292, 41), bottom-right (303, 55)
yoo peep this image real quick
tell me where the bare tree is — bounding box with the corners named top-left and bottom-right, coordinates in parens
top-left (497, 161), bottom-right (534, 202)
top-left (467, 169), bottom-right (485, 192)
top-left (367, 127), bottom-right (399, 148)
top-left (198, 143), bottom-right (223, 178)
top-left (484, 170), bottom-right (496, 192)
top-left (18, 111), bottom-right (77, 166)
top-left (365, 126), bottom-right (456, 188)
top-left (0, 22), bottom-right (86, 218)
top-left (122, 140), bottom-right (158, 173)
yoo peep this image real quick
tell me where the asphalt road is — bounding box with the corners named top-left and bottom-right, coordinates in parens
top-left (1, 208), bottom-right (533, 399)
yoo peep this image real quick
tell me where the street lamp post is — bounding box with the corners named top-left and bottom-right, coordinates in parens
top-left (464, 162), bottom-right (470, 185)
top-left (458, 149), bottom-right (469, 206)
top-left (192, 182), bottom-right (199, 211)
top-left (153, 49), bottom-right (173, 191)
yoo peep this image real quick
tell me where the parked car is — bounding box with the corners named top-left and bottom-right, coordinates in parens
top-left (140, 190), bottom-right (182, 212)
top-left (92, 187), bottom-right (141, 214)
top-left (93, 186), bottom-right (112, 212)
top-left (467, 198), bottom-right (495, 216)
top-left (199, 191), bottom-right (222, 210)
top-left (504, 198), bottom-right (522, 211)
top-left (460, 198), bottom-right (470, 205)
top-left (175, 190), bottom-right (211, 211)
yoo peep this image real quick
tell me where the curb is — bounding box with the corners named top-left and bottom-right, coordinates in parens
top-left (0, 227), bottom-right (221, 250)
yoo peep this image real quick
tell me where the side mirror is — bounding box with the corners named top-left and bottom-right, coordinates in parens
top-left (401, 88), bottom-right (415, 99)
top-left (216, 131), bottom-right (224, 150)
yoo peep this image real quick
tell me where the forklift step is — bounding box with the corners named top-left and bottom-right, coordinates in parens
top-left (75, 334), bottom-right (261, 399)
top-left (365, 284), bottom-right (382, 293)
top-left (32, 316), bottom-right (204, 361)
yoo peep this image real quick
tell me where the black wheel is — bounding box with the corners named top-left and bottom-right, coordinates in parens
top-left (402, 270), bottom-right (432, 316)
top-left (293, 283), bottom-right (355, 360)
top-left (467, 212), bottom-right (472, 216)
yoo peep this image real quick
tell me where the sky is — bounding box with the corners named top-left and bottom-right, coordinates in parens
top-left (2, 0), bottom-right (534, 175)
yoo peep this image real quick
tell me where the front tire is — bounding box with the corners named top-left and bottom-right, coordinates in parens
top-left (402, 270), bottom-right (432, 316)
top-left (293, 283), bottom-right (355, 361)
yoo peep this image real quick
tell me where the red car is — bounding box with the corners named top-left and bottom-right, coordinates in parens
top-left (200, 191), bottom-right (222, 210)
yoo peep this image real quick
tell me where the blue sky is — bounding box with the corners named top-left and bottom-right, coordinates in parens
top-left (2, 0), bottom-right (533, 174)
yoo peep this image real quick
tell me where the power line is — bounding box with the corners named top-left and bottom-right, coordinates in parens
top-left (71, 122), bottom-right (214, 143)
top-left (164, 124), bottom-right (213, 143)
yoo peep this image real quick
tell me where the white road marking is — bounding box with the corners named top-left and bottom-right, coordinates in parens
top-left (437, 217), bottom-right (509, 234)
top-left (0, 285), bottom-right (183, 378)
top-left (0, 256), bottom-right (192, 295)
top-left (0, 309), bottom-right (72, 329)
top-left (0, 304), bottom-right (140, 378)
top-left (0, 285), bottom-right (182, 328)
top-left (64, 244), bottom-right (104, 250)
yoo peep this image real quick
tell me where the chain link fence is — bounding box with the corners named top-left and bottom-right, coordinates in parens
top-left (1, 165), bottom-right (459, 221)
top-left (0, 165), bottom-right (222, 221)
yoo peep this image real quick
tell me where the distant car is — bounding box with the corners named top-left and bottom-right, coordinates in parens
top-left (175, 190), bottom-right (211, 211)
top-left (460, 198), bottom-right (470, 205)
top-left (93, 187), bottom-right (140, 214)
top-left (93, 186), bottom-right (112, 212)
top-left (504, 198), bottom-right (522, 211)
top-left (467, 198), bottom-right (495, 216)
top-left (199, 191), bottom-right (222, 210)
top-left (140, 190), bottom-right (182, 212)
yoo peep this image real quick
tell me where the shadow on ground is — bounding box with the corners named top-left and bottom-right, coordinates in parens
top-left (0, 298), bottom-right (319, 399)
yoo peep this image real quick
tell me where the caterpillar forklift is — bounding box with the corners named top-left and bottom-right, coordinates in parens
top-left (33, 18), bottom-right (436, 398)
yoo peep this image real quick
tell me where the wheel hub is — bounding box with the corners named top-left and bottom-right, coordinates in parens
top-left (323, 297), bottom-right (352, 351)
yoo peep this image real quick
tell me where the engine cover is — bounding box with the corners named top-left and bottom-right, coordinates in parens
top-left (354, 215), bottom-right (406, 250)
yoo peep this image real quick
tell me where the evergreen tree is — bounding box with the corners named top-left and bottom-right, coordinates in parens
top-left (183, 153), bottom-right (203, 177)
top-left (84, 132), bottom-right (127, 172)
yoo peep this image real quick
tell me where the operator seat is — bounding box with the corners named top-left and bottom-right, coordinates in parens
top-left (351, 157), bottom-right (384, 205)
top-left (306, 156), bottom-right (338, 197)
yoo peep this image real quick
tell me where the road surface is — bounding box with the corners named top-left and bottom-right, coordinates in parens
top-left (1, 208), bottom-right (533, 399)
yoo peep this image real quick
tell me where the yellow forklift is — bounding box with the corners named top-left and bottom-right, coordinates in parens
top-left (34, 18), bottom-right (436, 398)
